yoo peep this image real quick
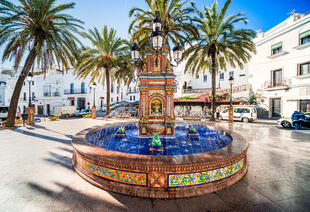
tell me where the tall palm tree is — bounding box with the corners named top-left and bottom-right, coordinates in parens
top-left (129, 0), bottom-right (198, 71)
top-left (183, 0), bottom-right (256, 121)
top-left (0, 0), bottom-right (83, 127)
top-left (75, 26), bottom-right (128, 115)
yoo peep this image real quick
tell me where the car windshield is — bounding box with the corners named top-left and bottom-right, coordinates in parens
top-left (0, 107), bottom-right (9, 113)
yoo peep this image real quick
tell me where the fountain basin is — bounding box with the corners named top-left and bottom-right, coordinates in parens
top-left (72, 121), bottom-right (248, 198)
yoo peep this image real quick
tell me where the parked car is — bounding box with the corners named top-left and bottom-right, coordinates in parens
top-left (74, 109), bottom-right (92, 117)
top-left (220, 106), bottom-right (257, 122)
top-left (277, 112), bottom-right (310, 128)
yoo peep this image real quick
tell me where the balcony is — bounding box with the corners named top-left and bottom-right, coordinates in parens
top-left (64, 89), bottom-right (87, 95)
top-left (263, 79), bottom-right (291, 91)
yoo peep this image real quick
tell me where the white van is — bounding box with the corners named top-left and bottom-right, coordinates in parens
top-left (53, 106), bottom-right (78, 118)
top-left (220, 106), bottom-right (257, 122)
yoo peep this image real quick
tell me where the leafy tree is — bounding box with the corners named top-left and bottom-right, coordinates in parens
top-left (0, 0), bottom-right (83, 127)
top-left (75, 26), bottom-right (128, 115)
top-left (183, 0), bottom-right (256, 121)
top-left (129, 0), bottom-right (198, 71)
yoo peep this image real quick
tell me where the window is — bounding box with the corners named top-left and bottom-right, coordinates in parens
top-left (81, 82), bottom-right (85, 93)
top-left (117, 96), bottom-right (119, 102)
top-left (229, 71), bottom-right (234, 77)
top-left (111, 84), bottom-right (114, 93)
top-left (300, 100), bottom-right (310, 113)
top-left (219, 73), bottom-right (224, 80)
top-left (196, 74), bottom-right (199, 79)
top-left (300, 30), bottom-right (310, 45)
top-left (129, 87), bottom-right (131, 93)
top-left (272, 69), bottom-right (282, 87)
top-left (130, 96), bottom-right (132, 101)
top-left (271, 42), bottom-right (282, 55)
top-left (111, 97), bottom-right (113, 102)
top-left (70, 83), bottom-right (74, 94)
top-left (203, 75), bottom-right (207, 82)
top-left (133, 96), bottom-right (136, 101)
top-left (32, 92), bottom-right (35, 100)
top-left (32, 81), bottom-right (34, 86)
top-left (23, 92), bottom-right (26, 101)
top-left (298, 62), bottom-right (310, 76)
top-left (23, 82), bottom-right (25, 86)
top-left (117, 87), bottom-right (120, 94)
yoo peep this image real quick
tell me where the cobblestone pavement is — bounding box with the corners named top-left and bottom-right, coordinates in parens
top-left (0, 119), bottom-right (309, 212)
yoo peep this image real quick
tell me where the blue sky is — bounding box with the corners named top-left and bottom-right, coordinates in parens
top-left (1, 0), bottom-right (309, 68)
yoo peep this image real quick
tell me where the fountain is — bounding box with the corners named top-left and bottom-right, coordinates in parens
top-left (71, 17), bottom-right (248, 198)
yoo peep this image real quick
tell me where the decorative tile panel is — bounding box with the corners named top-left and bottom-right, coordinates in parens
top-left (77, 156), bottom-right (148, 187)
top-left (168, 159), bottom-right (244, 188)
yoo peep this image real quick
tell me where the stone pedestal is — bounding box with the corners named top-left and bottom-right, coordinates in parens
top-left (228, 107), bottom-right (234, 123)
top-left (27, 107), bottom-right (35, 125)
top-left (92, 106), bottom-right (96, 119)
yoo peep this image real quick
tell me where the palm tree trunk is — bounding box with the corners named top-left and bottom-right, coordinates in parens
top-left (6, 47), bottom-right (37, 127)
top-left (105, 68), bottom-right (111, 115)
top-left (210, 52), bottom-right (216, 121)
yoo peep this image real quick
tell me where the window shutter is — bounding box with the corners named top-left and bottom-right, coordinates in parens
top-left (300, 30), bottom-right (310, 39)
top-left (271, 42), bottom-right (282, 50)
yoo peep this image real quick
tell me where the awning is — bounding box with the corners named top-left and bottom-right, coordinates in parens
top-left (271, 42), bottom-right (282, 50)
top-left (68, 97), bottom-right (75, 100)
top-left (300, 30), bottom-right (310, 39)
top-left (287, 96), bottom-right (310, 101)
top-left (100, 97), bottom-right (105, 100)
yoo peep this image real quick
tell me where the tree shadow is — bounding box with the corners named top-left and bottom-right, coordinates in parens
top-left (27, 182), bottom-right (131, 211)
top-left (44, 152), bottom-right (73, 171)
top-left (13, 128), bottom-right (71, 144)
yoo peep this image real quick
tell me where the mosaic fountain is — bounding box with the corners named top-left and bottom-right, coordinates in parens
top-left (72, 18), bottom-right (248, 198)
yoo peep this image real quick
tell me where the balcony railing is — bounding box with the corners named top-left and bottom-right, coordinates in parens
top-left (64, 89), bottom-right (87, 94)
top-left (263, 79), bottom-right (291, 90)
top-left (183, 88), bottom-right (211, 93)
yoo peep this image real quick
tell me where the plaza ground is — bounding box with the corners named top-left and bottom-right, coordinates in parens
top-left (0, 118), bottom-right (310, 211)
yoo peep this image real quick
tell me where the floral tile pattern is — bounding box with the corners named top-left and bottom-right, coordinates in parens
top-left (168, 159), bottom-right (244, 188)
top-left (77, 157), bottom-right (147, 187)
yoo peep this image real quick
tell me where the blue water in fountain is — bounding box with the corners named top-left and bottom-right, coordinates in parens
top-left (87, 124), bottom-right (232, 156)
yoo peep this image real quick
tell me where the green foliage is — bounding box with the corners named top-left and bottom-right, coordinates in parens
top-left (0, 0), bottom-right (83, 72)
top-left (187, 86), bottom-right (192, 89)
top-left (178, 96), bottom-right (198, 100)
top-left (129, 0), bottom-right (198, 62)
top-left (182, 84), bottom-right (187, 89)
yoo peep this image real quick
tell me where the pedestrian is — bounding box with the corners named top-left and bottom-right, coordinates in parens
top-left (291, 111), bottom-right (305, 130)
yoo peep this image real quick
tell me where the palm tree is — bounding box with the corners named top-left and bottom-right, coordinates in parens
top-left (75, 26), bottom-right (128, 115)
top-left (0, 0), bottom-right (83, 127)
top-left (129, 0), bottom-right (198, 71)
top-left (183, 0), bottom-right (256, 121)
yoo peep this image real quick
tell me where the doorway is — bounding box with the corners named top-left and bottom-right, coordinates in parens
top-left (46, 104), bottom-right (50, 116)
top-left (77, 97), bottom-right (86, 110)
top-left (38, 105), bottom-right (43, 115)
top-left (271, 98), bottom-right (281, 117)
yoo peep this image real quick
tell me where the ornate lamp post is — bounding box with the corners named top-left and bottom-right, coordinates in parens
top-left (228, 76), bottom-right (234, 123)
top-left (92, 82), bottom-right (97, 119)
top-left (26, 72), bottom-right (35, 125)
top-left (27, 72), bottom-right (33, 107)
top-left (130, 16), bottom-right (183, 138)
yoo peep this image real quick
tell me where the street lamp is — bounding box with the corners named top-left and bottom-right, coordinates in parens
top-left (130, 17), bottom-right (183, 65)
top-left (131, 43), bottom-right (140, 62)
top-left (229, 75), bottom-right (234, 107)
top-left (27, 72), bottom-right (33, 107)
top-left (92, 82), bottom-right (97, 107)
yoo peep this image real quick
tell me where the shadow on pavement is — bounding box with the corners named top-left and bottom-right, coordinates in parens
top-left (13, 128), bottom-right (71, 144)
top-left (44, 152), bottom-right (73, 171)
top-left (27, 182), bottom-right (129, 211)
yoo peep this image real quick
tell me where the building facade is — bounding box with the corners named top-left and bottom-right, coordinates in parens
top-left (248, 12), bottom-right (310, 118)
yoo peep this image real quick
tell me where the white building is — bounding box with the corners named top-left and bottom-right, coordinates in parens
top-left (0, 67), bottom-right (136, 116)
top-left (248, 12), bottom-right (310, 118)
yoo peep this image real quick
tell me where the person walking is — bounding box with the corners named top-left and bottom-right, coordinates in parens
top-left (291, 111), bottom-right (305, 130)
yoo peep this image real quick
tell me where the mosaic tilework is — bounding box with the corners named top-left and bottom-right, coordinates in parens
top-left (77, 156), bottom-right (147, 187)
top-left (168, 159), bottom-right (244, 188)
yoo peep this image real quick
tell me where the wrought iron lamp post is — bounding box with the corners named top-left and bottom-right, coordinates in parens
top-left (92, 82), bottom-right (97, 119)
top-left (228, 76), bottom-right (234, 123)
top-left (26, 72), bottom-right (35, 125)
top-left (27, 73), bottom-right (33, 107)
